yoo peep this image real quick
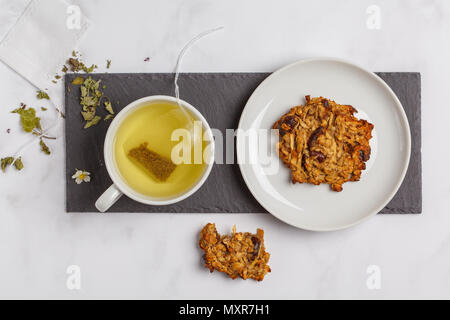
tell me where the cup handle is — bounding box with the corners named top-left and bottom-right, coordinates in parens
top-left (95, 184), bottom-right (123, 212)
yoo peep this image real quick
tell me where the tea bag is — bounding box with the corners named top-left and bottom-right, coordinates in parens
top-left (128, 143), bottom-right (176, 182)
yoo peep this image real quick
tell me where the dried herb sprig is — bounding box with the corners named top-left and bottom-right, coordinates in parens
top-left (11, 105), bottom-right (53, 155)
top-left (76, 76), bottom-right (114, 128)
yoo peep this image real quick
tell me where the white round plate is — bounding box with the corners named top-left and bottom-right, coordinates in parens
top-left (236, 58), bottom-right (411, 231)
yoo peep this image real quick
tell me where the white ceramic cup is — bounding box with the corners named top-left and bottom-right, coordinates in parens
top-left (95, 95), bottom-right (215, 212)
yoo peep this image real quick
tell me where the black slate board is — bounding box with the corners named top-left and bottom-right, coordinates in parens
top-left (65, 72), bottom-right (421, 213)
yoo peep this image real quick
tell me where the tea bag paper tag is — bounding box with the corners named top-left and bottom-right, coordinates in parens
top-left (0, 0), bottom-right (90, 108)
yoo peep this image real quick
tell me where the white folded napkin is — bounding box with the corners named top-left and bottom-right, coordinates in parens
top-left (0, 0), bottom-right (30, 41)
top-left (0, 0), bottom-right (90, 108)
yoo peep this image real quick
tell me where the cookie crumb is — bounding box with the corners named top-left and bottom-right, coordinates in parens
top-left (199, 223), bottom-right (271, 281)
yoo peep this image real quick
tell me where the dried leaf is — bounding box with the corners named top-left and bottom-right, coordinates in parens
top-left (41, 107), bottom-right (47, 111)
top-left (68, 57), bottom-right (80, 72)
top-left (106, 59), bottom-right (111, 69)
top-left (81, 95), bottom-right (98, 107)
top-left (81, 110), bottom-right (95, 121)
top-left (67, 51), bottom-right (98, 74)
top-left (104, 114), bottom-right (114, 121)
top-left (13, 157), bottom-right (24, 170)
top-left (84, 115), bottom-right (101, 129)
top-left (72, 76), bottom-right (84, 85)
top-left (36, 90), bottom-right (50, 100)
top-left (104, 100), bottom-right (114, 114)
top-left (82, 63), bottom-right (97, 73)
top-left (93, 80), bottom-right (101, 90)
top-left (80, 86), bottom-right (87, 97)
top-left (11, 107), bottom-right (41, 132)
top-left (40, 139), bottom-right (51, 155)
top-left (1, 157), bottom-right (14, 172)
top-left (83, 77), bottom-right (99, 91)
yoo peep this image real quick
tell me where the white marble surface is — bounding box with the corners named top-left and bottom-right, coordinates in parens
top-left (0, 0), bottom-right (448, 299)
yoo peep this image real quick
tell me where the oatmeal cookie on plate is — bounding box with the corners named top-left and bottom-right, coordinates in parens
top-left (273, 96), bottom-right (374, 192)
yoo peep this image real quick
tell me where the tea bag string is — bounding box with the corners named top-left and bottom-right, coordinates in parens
top-left (174, 26), bottom-right (224, 120)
